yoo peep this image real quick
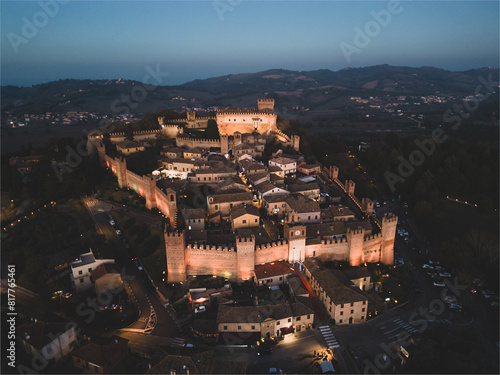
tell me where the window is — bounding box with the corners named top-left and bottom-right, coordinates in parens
top-left (308, 216), bottom-right (311, 220)
top-left (307, 314), bottom-right (311, 319)
top-left (279, 276), bottom-right (283, 281)
top-left (215, 205), bottom-right (218, 210)
top-left (362, 308), bottom-right (365, 312)
top-left (296, 316), bottom-right (301, 321)
top-left (363, 301), bottom-right (366, 305)
top-left (243, 220), bottom-right (247, 224)
top-left (230, 203), bottom-right (233, 208)
top-left (78, 270), bottom-right (83, 275)
top-left (361, 316), bottom-right (364, 320)
top-left (341, 303), bottom-right (344, 309)
top-left (88, 268), bottom-right (92, 272)
top-left (363, 277), bottom-right (367, 281)
top-left (339, 319), bottom-right (343, 324)
top-left (351, 310), bottom-right (354, 314)
top-left (251, 325), bottom-right (255, 330)
top-left (276, 321), bottom-right (280, 326)
top-left (224, 325), bottom-right (227, 330)
top-left (351, 302), bottom-right (354, 307)
top-left (340, 311), bottom-right (343, 316)
top-left (315, 215), bottom-right (318, 219)
top-left (288, 318), bottom-right (291, 323)
top-left (198, 219), bottom-right (201, 223)
top-left (255, 219), bottom-right (258, 222)
top-left (313, 251), bottom-right (316, 256)
top-left (238, 326), bottom-right (241, 330)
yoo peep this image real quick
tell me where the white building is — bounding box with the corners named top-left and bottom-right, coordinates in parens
top-left (269, 157), bottom-right (297, 175)
top-left (71, 249), bottom-right (115, 293)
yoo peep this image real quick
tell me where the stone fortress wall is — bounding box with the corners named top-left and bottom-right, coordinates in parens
top-left (86, 98), bottom-right (397, 284)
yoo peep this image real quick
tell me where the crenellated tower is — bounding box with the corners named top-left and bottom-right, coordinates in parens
top-left (236, 235), bottom-right (255, 281)
top-left (381, 213), bottom-right (398, 265)
top-left (347, 226), bottom-right (365, 266)
top-left (165, 230), bottom-right (186, 283)
top-left (284, 223), bottom-right (306, 263)
top-left (257, 98), bottom-right (275, 111)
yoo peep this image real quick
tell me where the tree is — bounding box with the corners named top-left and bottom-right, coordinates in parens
top-left (205, 119), bottom-right (220, 139)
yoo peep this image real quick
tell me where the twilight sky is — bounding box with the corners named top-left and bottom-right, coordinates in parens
top-left (1, 0), bottom-right (499, 86)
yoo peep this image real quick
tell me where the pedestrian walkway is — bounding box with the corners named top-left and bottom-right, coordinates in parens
top-left (171, 337), bottom-right (185, 347)
top-left (319, 325), bottom-right (339, 349)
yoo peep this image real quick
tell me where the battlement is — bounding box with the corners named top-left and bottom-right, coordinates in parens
top-left (218, 110), bottom-right (277, 117)
top-left (347, 227), bottom-right (365, 235)
top-left (275, 130), bottom-right (290, 142)
top-left (255, 240), bottom-right (286, 251)
top-left (176, 136), bottom-right (220, 144)
top-left (165, 230), bottom-right (184, 237)
top-left (237, 235), bottom-right (255, 243)
top-left (320, 237), bottom-right (347, 245)
top-left (382, 213), bottom-right (398, 223)
top-left (257, 98), bottom-right (275, 111)
top-left (364, 233), bottom-right (383, 241)
top-left (186, 243), bottom-right (235, 252)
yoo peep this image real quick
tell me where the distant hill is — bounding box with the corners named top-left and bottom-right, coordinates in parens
top-left (2, 65), bottom-right (498, 116)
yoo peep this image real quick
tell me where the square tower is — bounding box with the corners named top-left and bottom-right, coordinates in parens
top-left (257, 98), bottom-right (275, 111)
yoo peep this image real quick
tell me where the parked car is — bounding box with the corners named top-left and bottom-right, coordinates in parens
top-left (422, 264), bottom-right (433, 269)
top-left (268, 368), bottom-right (283, 374)
top-left (115, 229), bottom-right (122, 235)
top-left (482, 290), bottom-right (495, 299)
top-left (449, 303), bottom-right (462, 310)
top-left (109, 219), bottom-right (115, 226)
top-left (433, 280), bottom-right (446, 287)
top-left (443, 295), bottom-right (457, 304)
top-left (257, 346), bottom-right (273, 356)
top-left (439, 272), bottom-right (452, 278)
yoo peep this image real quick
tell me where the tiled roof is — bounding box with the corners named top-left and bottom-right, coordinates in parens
top-left (230, 203), bottom-right (260, 220)
top-left (116, 140), bottom-right (142, 149)
top-left (208, 191), bottom-right (252, 204)
top-left (181, 208), bottom-right (206, 220)
top-left (288, 182), bottom-right (320, 193)
top-left (304, 258), bottom-right (367, 306)
top-left (290, 301), bottom-right (314, 317)
top-left (71, 336), bottom-right (128, 369)
top-left (306, 223), bottom-right (346, 237)
top-left (91, 263), bottom-right (121, 281)
top-left (269, 157), bottom-right (296, 166)
top-left (286, 195), bottom-right (320, 213)
top-left (18, 321), bottom-right (71, 349)
top-left (254, 261), bottom-right (294, 280)
top-left (263, 193), bottom-right (290, 204)
top-left (255, 181), bottom-right (286, 194)
top-left (342, 267), bottom-right (371, 280)
top-left (345, 221), bottom-right (373, 232)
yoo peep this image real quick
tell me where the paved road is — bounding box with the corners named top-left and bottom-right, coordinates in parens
top-left (84, 198), bottom-right (180, 340)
